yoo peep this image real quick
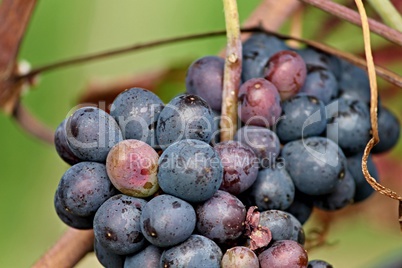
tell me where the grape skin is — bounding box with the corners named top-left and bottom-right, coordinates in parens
top-left (196, 190), bottom-right (246, 243)
top-left (124, 245), bottom-right (161, 268)
top-left (94, 238), bottom-right (124, 268)
top-left (221, 246), bottom-right (259, 268)
top-left (106, 139), bottom-right (159, 198)
top-left (140, 194), bottom-right (196, 247)
top-left (238, 78), bottom-right (282, 127)
top-left (185, 56), bottom-right (225, 111)
top-left (110, 87), bottom-right (164, 149)
top-left (66, 107), bottom-right (123, 162)
top-left (54, 119), bottom-right (81, 165)
top-left (214, 141), bottom-right (259, 195)
top-left (258, 240), bottom-right (308, 268)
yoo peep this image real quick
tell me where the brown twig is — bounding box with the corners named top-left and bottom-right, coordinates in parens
top-left (12, 102), bottom-right (54, 145)
top-left (220, 0), bottom-right (242, 142)
top-left (354, 0), bottom-right (402, 231)
top-left (300, 0), bottom-right (402, 46)
top-left (32, 228), bottom-right (94, 268)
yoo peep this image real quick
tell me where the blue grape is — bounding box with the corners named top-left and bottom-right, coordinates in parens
top-left (238, 78), bottom-right (282, 127)
top-left (158, 139), bottom-right (223, 202)
top-left (160, 235), bottom-right (222, 268)
top-left (234, 125), bottom-right (280, 168)
top-left (326, 98), bottom-right (371, 155)
top-left (242, 33), bottom-right (288, 82)
top-left (300, 68), bottom-right (338, 104)
top-left (124, 245), bottom-right (161, 268)
top-left (54, 119), bottom-right (81, 165)
top-left (314, 169), bottom-right (355, 210)
top-left (248, 167), bottom-right (295, 211)
top-left (373, 106), bottom-right (400, 153)
top-left (338, 60), bottom-right (371, 105)
top-left (93, 194), bottom-right (147, 255)
top-left (258, 240), bottom-right (308, 268)
top-left (54, 192), bottom-right (93, 230)
top-left (221, 246), bottom-right (259, 268)
top-left (56, 162), bottom-right (117, 217)
top-left (285, 191), bottom-right (314, 225)
top-left (210, 109), bottom-right (221, 146)
top-left (185, 56), bottom-right (224, 111)
top-left (214, 141), bottom-right (258, 195)
top-left (196, 190), bottom-right (246, 243)
top-left (140, 194), bottom-right (196, 247)
top-left (276, 94), bottom-right (326, 143)
top-left (297, 47), bottom-right (342, 79)
top-left (110, 88), bottom-right (164, 148)
top-left (347, 153), bottom-right (379, 203)
top-left (308, 259), bottom-right (334, 268)
top-left (259, 210), bottom-right (305, 244)
top-left (66, 107), bottom-right (123, 162)
top-left (156, 94), bottom-right (215, 149)
top-left (94, 237), bottom-right (124, 268)
top-left (281, 137), bottom-right (347, 195)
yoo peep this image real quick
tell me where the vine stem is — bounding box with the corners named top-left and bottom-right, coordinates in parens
top-left (299, 0), bottom-right (402, 46)
top-left (354, 0), bottom-right (402, 231)
top-left (220, 0), bottom-right (242, 142)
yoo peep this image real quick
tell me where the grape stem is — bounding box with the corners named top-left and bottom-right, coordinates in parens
top-left (354, 0), bottom-right (402, 231)
top-left (367, 0), bottom-right (402, 32)
top-left (220, 0), bottom-right (242, 142)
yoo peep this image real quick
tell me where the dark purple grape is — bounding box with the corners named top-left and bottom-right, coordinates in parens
top-left (221, 246), bottom-right (259, 268)
top-left (94, 237), bottom-right (124, 268)
top-left (158, 139), bottom-right (223, 202)
top-left (54, 193), bottom-right (93, 230)
top-left (54, 119), bottom-right (81, 165)
top-left (264, 50), bottom-right (307, 100)
top-left (285, 191), bottom-right (314, 225)
top-left (196, 190), bottom-right (246, 243)
top-left (65, 107), bottom-right (123, 162)
top-left (258, 240), bottom-right (308, 268)
top-left (326, 98), bottom-right (371, 155)
top-left (56, 162), bottom-right (117, 217)
top-left (93, 194), bottom-right (147, 255)
top-left (347, 153), bottom-right (379, 203)
top-left (373, 106), bottom-right (400, 153)
top-left (300, 68), bottom-right (338, 104)
top-left (106, 139), bottom-right (159, 198)
top-left (124, 245), bottom-right (161, 268)
top-left (314, 169), bottom-right (355, 210)
top-left (234, 125), bottom-right (280, 168)
top-left (338, 60), bottom-right (371, 105)
top-left (160, 235), bottom-right (222, 268)
top-left (210, 109), bottom-right (221, 146)
top-left (248, 167), bottom-right (295, 211)
top-left (185, 56), bottom-right (224, 111)
top-left (238, 78), bottom-right (282, 127)
top-left (297, 47), bottom-right (342, 79)
top-left (281, 137), bottom-right (347, 195)
top-left (259, 210), bottom-right (305, 244)
top-left (308, 259), bottom-right (333, 268)
top-left (276, 94), bottom-right (326, 143)
top-left (110, 88), bottom-right (164, 148)
top-left (156, 94), bottom-right (215, 149)
top-left (242, 33), bottom-right (288, 82)
top-left (214, 141), bottom-right (258, 195)
top-left (140, 194), bottom-right (196, 247)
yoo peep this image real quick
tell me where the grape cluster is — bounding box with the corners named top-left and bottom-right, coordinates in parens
top-left (53, 33), bottom-right (400, 267)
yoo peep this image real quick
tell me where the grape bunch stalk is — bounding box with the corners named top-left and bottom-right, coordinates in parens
top-left (2, 0), bottom-right (402, 268)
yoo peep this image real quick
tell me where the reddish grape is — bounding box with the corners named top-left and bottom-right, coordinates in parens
top-left (258, 240), bottom-right (308, 268)
top-left (238, 78), bottom-right (282, 127)
top-left (106, 139), bottom-right (159, 197)
top-left (264, 50), bottom-right (307, 100)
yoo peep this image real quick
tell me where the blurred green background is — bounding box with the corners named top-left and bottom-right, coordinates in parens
top-left (1, 1), bottom-right (402, 267)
